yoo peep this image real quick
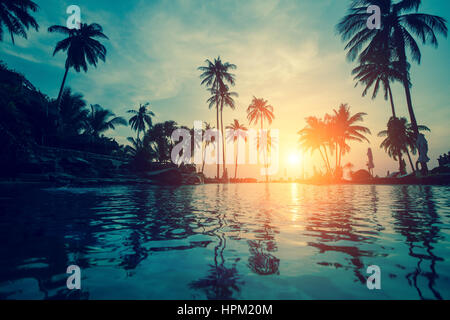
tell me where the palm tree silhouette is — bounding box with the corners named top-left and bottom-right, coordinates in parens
top-left (208, 84), bottom-right (238, 177)
top-left (352, 48), bottom-right (407, 119)
top-left (48, 23), bottom-right (109, 108)
top-left (247, 97), bottom-right (274, 182)
top-left (226, 120), bottom-right (247, 179)
top-left (128, 102), bottom-right (155, 140)
top-left (378, 116), bottom-right (430, 174)
top-left (57, 88), bottom-right (88, 137)
top-left (84, 104), bottom-right (127, 138)
top-left (198, 57), bottom-right (236, 179)
top-left (337, 0), bottom-right (447, 135)
top-left (200, 122), bottom-right (214, 174)
top-left (298, 116), bottom-right (331, 173)
top-left (0, 0), bottom-right (39, 44)
top-left (145, 121), bottom-right (178, 163)
top-left (332, 104), bottom-right (371, 169)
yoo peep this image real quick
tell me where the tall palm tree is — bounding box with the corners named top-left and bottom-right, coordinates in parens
top-left (332, 104), bottom-right (371, 169)
top-left (0, 0), bottom-right (39, 44)
top-left (352, 48), bottom-right (407, 119)
top-left (247, 97), bottom-right (275, 182)
top-left (199, 57), bottom-right (236, 179)
top-left (84, 104), bottom-right (127, 138)
top-left (208, 84), bottom-right (238, 177)
top-left (337, 0), bottom-right (447, 135)
top-left (378, 116), bottom-right (430, 173)
top-left (226, 119), bottom-right (247, 179)
top-left (128, 102), bottom-right (155, 140)
top-left (48, 23), bottom-right (109, 108)
top-left (298, 116), bottom-right (332, 173)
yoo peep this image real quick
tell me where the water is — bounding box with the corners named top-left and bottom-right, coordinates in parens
top-left (0, 183), bottom-right (449, 300)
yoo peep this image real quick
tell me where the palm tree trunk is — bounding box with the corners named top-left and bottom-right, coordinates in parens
top-left (322, 145), bottom-right (331, 174)
top-left (235, 139), bottom-right (238, 179)
top-left (201, 144), bottom-right (206, 174)
top-left (406, 148), bottom-right (416, 173)
top-left (261, 117), bottom-right (268, 183)
top-left (216, 102), bottom-right (220, 179)
top-left (318, 148), bottom-right (328, 172)
top-left (56, 65), bottom-right (69, 109)
top-left (397, 44), bottom-right (419, 135)
top-left (335, 142), bottom-right (338, 171)
top-left (402, 78), bottom-right (419, 136)
top-left (388, 86), bottom-right (397, 119)
top-left (220, 100), bottom-right (226, 179)
top-left (338, 141), bottom-right (342, 168)
top-left (398, 152), bottom-right (405, 175)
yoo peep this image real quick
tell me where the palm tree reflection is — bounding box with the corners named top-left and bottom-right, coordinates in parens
top-left (190, 185), bottom-right (243, 299)
top-left (305, 186), bottom-right (382, 284)
top-left (392, 186), bottom-right (444, 300)
top-left (247, 184), bottom-right (280, 276)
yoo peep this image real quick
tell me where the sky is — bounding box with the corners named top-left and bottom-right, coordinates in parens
top-left (1, 0), bottom-right (449, 179)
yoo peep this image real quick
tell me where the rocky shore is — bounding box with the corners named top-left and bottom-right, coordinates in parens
top-left (5, 146), bottom-right (204, 187)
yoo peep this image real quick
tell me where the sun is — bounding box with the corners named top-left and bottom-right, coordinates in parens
top-left (288, 153), bottom-right (301, 165)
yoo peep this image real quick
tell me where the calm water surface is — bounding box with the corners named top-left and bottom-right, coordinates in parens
top-left (0, 183), bottom-right (449, 300)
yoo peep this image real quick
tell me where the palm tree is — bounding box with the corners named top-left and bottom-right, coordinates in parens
top-left (247, 97), bottom-right (275, 182)
top-left (337, 0), bottom-right (447, 135)
top-left (298, 116), bottom-right (332, 173)
top-left (0, 0), bottom-right (39, 44)
top-left (352, 48), bottom-right (407, 119)
top-left (125, 136), bottom-right (156, 170)
top-left (378, 116), bottom-right (430, 174)
top-left (201, 122), bottom-right (214, 174)
top-left (226, 119), bottom-right (248, 179)
top-left (48, 23), bottom-right (109, 108)
top-left (145, 121), bottom-right (178, 163)
top-left (57, 88), bottom-right (88, 137)
top-left (128, 102), bottom-right (155, 140)
top-left (332, 104), bottom-right (371, 169)
top-left (199, 57), bottom-right (236, 179)
top-left (125, 137), bottom-right (143, 157)
top-left (84, 104), bottom-right (127, 138)
top-left (208, 84), bottom-right (238, 176)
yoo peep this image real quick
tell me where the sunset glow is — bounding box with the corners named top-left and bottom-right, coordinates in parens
top-left (288, 153), bottom-right (301, 166)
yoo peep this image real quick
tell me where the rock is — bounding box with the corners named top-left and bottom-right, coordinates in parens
top-left (144, 168), bottom-right (182, 185)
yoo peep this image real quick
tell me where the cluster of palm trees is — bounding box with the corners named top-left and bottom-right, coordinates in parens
top-left (199, 58), bottom-right (277, 181)
top-left (298, 104), bottom-right (371, 178)
top-left (198, 57), bottom-right (237, 179)
top-left (337, 0), bottom-right (447, 173)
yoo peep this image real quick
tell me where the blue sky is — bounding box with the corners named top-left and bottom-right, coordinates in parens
top-left (1, 0), bottom-right (449, 178)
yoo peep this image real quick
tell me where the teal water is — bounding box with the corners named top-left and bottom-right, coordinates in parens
top-left (0, 184), bottom-right (449, 300)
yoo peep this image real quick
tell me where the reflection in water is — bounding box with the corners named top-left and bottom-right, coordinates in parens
top-left (0, 184), bottom-right (449, 299)
top-left (391, 186), bottom-right (444, 300)
top-left (304, 186), bottom-right (385, 284)
top-left (190, 185), bottom-right (243, 299)
top-left (247, 185), bottom-right (280, 276)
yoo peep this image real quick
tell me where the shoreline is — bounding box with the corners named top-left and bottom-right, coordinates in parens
top-left (1, 174), bottom-right (449, 189)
